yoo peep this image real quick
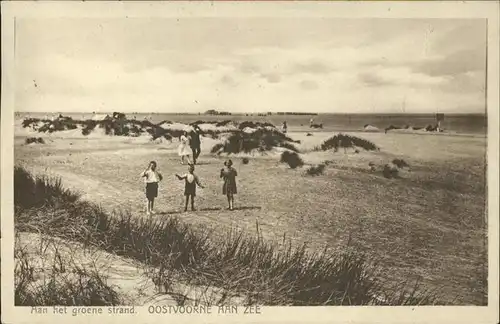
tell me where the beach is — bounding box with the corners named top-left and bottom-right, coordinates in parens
top-left (14, 114), bottom-right (487, 305)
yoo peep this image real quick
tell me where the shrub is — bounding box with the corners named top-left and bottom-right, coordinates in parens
top-left (148, 127), bottom-right (173, 141)
top-left (22, 118), bottom-right (38, 128)
top-left (310, 123), bottom-right (323, 129)
top-left (384, 125), bottom-right (401, 133)
top-left (306, 133), bottom-right (313, 136)
top-left (81, 120), bottom-right (98, 136)
top-left (426, 124), bottom-right (439, 132)
top-left (211, 129), bottom-right (299, 155)
top-left (280, 151), bottom-right (304, 169)
top-left (242, 158), bottom-right (249, 165)
top-left (392, 159), bottom-right (410, 169)
top-left (25, 137), bottom-right (45, 145)
top-left (216, 120), bottom-right (233, 127)
top-left (320, 134), bottom-right (379, 152)
top-left (305, 164), bottom-right (325, 176)
top-left (383, 164), bottom-right (399, 179)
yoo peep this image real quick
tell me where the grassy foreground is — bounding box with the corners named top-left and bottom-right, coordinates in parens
top-left (14, 166), bottom-right (441, 306)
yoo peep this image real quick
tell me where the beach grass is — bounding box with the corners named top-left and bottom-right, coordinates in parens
top-left (14, 166), bottom-right (441, 306)
top-left (15, 234), bottom-right (121, 306)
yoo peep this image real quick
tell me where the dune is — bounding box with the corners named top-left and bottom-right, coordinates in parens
top-left (363, 124), bottom-right (380, 132)
top-left (91, 114), bottom-right (110, 121)
top-left (242, 127), bottom-right (258, 134)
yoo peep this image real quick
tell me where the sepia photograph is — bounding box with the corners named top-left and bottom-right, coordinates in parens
top-left (1, 1), bottom-right (499, 324)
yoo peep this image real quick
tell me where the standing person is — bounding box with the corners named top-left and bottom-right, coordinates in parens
top-left (141, 161), bottom-right (163, 215)
top-left (220, 159), bottom-right (238, 211)
top-left (309, 118), bottom-right (314, 127)
top-left (282, 121), bottom-right (288, 133)
top-left (175, 164), bottom-right (205, 212)
top-left (178, 131), bottom-right (192, 165)
top-left (190, 128), bottom-right (201, 165)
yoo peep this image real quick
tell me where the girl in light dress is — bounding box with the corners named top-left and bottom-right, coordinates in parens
top-left (178, 131), bottom-right (192, 165)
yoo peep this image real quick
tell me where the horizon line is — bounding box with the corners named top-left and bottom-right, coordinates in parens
top-left (16, 111), bottom-right (487, 116)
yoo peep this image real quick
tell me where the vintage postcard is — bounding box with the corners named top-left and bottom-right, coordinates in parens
top-left (1, 1), bottom-right (499, 324)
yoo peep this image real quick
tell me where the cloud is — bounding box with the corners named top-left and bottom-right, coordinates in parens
top-left (358, 72), bottom-right (394, 87)
top-left (413, 49), bottom-right (486, 77)
top-left (15, 18), bottom-right (487, 114)
top-left (291, 62), bottom-right (334, 75)
top-left (299, 80), bottom-right (319, 90)
top-left (219, 74), bottom-right (238, 87)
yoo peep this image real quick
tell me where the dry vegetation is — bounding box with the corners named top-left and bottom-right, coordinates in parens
top-left (15, 236), bottom-right (121, 306)
top-left (15, 166), bottom-right (440, 306)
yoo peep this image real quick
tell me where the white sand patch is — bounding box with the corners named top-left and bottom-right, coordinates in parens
top-left (195, 123), bottom-right (238, 133)
top-left (92, 114), bottom-right (111, 121)
top-left (363, 125), bottom-right (380, 132)
top-left (16, 232), bottom-right (247, 306)
top-left (159, 122), bottom-right (194, 132)
top-left (242, 127), bottom-right (257, 134)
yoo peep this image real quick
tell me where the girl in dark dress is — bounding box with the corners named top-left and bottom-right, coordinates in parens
top-left (220, 159), bottom-right (238, 210)
top-left (176, 164), bottom-right (204, 212)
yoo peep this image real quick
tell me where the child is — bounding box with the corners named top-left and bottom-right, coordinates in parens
top-left (141, 161), bottom-right (163, 215)
top-left (176, 164), bottom-right (204, 212)
top-left (220, 159), bottom-right (238, 210)
top-left (178, 131), bottom-right (192, 165)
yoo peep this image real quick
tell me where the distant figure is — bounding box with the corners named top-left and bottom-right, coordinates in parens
top-left (176, 164), bottom-right (205, 212)
top-left (282, 121), bottom-right (288, 133)
top-left (178, 131), bottom-right (192, 165)
top-left (190, 128), bottom-right (202, 164)
top-left (220, 159), bottom-right (238, 211)
top-left (310, 118), bottom-right (314, 127)
top-left (141, 161), bottom-right (163, 216)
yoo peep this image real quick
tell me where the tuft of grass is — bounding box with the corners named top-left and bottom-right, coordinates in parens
top-left (383, 164), bottom-right (399, 179)
top-left (280, 151), bottom-right (304, 169)
top-left (305, 164), bottom-right (325, 176)
top-left (242, 158), bottom-right (250, 165)
top-left (319, 134), bottom-right (379, 152)
top-left (14, 166), bottom-right (80, 210)
top-left (14, 166), bottom-right (442, 306)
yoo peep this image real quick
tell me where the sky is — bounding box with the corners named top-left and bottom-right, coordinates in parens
top-left (14, 18), bottom-right (487, 114)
